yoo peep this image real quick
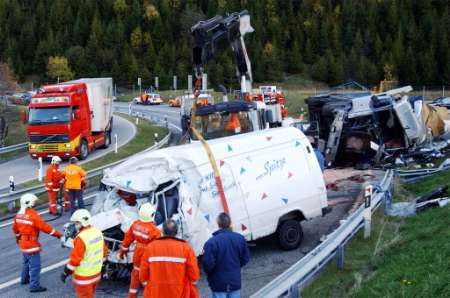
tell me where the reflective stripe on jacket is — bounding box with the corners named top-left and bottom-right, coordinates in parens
top-left (12, 208), bottom-right (61, 254)
top-left (121, 220), bottom-right (161, 265)
top-left (139, 237), bottom-right (200, 298)
top-left (62, 164), bottom-right (86, 190)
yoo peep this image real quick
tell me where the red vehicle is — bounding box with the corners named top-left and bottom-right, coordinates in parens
top-left (256, 85), bottom-right (288, 119)
top-left (25, 78), bottom-right (114, 160)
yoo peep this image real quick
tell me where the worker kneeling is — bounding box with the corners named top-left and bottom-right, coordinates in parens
top-left (118, 203), bottom-right (161, 298)
top-left (61, 209), bottom-right (107, 298)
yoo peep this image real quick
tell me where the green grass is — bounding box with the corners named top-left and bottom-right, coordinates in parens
top-left (0, 114), bottom-right (168, 215)
top-left (303, 169), bottom-right (450, 298)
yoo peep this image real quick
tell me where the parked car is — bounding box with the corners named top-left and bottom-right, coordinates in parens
top-left (133, 92), bottom-right (163, 105)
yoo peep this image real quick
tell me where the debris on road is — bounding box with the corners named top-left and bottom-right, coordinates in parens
top-left (305, 82), bottom-right (450, 169)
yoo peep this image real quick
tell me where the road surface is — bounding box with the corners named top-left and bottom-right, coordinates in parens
top-left (0, 115), bottom-right (136, 189)
top-left (0, 168), bottom-right (385, 297)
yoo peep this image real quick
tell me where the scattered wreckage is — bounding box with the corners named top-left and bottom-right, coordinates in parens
top-left (61, 127), bottom-right (329, 278)
top-left (305, 83), bottom-right (450, 169)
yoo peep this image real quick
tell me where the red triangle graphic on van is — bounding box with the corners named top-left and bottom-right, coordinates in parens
top-left (261, 193), bottom-right (268, 200)
top-left (266, 136), bottom-right (272, 141)
top-left (288, 172), bottom-right (293, 178)
top-left (187, 208), bottom-right (192, 215)
top-left (241, 224), bottom-right (247, 231)
top-left (220, 160), bottom-right (225, 167)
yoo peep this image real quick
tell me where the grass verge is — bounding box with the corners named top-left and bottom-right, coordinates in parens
top-left (303, 170), bottom-right (450, 298)
top-left (0, 114), bottom-right (168, 215)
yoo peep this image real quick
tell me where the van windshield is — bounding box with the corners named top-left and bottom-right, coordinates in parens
top-left (191, 111), bottom-right (254, 140)
top-left (29, 107), bottom-right (71, 124)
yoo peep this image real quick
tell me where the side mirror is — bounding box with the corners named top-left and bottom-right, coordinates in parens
top-left (73, 110), bottom-right (82, 120)
top-left (21, 110), bottom-right (27, 124)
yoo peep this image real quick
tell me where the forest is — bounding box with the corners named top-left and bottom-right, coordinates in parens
top-left (0, 0), bottom-right (449, 89)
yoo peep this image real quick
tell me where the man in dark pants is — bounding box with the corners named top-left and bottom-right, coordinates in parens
top-left (202, 213), bottom-right (250, 298)
top-left (62, 157), bottom-right (86, 214)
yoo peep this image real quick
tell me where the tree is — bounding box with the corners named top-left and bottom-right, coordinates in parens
top-left (0, 62), bottom-right (19, 91)
top-left (47, 56), bottom-right (74, 82)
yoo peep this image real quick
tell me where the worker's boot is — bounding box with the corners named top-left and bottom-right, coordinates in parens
top-left (30, 286), bottom-right (47, 292)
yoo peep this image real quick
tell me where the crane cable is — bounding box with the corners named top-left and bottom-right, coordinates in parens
top-left (190, 78), bottom-right (230, 215)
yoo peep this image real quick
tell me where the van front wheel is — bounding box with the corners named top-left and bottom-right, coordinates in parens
top-left (277, 220), bottom-right (303, 250)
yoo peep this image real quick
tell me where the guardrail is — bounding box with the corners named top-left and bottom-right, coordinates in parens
top-left (0, 142), bottom-right (28, 154)
top-left (0, 132), bottom-right (171, 206)
top-left (251, 169), bottom-right (394, 298)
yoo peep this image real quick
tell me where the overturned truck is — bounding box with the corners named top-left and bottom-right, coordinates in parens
top-left (62, 127), bottom-right (329, 278)
top-left (305, 86), bottom-right (450, 168)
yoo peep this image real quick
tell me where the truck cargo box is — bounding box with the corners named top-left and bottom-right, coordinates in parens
top-left (66, 78), bottom-right (113, 132)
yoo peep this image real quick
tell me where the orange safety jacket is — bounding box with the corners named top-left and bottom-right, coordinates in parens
top-left (12, 208), bottom-right (62, 254)
top-left (67, 226), bottom-right (108, 286)
top-left (140, 237), bottom-right (200, 298)
top-left (62, 164), bottom-right (86, 190)
top-left (45, 164), bottom-right (62, 192)
top-left (120, 220), bottom-right (161, 269)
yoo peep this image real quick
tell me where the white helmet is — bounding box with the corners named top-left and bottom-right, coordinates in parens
top-left (20, 193), bottom-right (38, 209)
top-left (139, 203), bottom-right (156, 223)
top-left (51, 156), bottom-right (62, 164)
top-left (70, 209), bottom-right (92, 227)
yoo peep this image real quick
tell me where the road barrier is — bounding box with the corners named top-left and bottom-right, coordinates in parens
top-left (251, 170), bottom-right (394, 298)
top-left (0, 132), bottom-right (171, 206)
top-left (0, 142), bottom-right (28, 154)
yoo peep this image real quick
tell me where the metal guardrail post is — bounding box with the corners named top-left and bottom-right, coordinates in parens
top-left (336, 244), bottom-right (345, 270)
top-left (364, 185), bottom-right (373, 239)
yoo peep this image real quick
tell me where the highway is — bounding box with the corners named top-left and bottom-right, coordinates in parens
top-left (0, 168), bottom-right (386, 298)
top-left (0, 102), bottom-right (385, 297)
top-left (0, 115), bottom-right (136, 189)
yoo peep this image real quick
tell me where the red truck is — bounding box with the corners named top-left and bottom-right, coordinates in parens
top-left (25, 78), bottom-right (114, 160)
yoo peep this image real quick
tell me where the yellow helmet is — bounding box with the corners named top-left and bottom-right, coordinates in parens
top-left (20, 193), bottom-right (38, 209)
top-left (139, 203), bottom-right (156, 223)
top-left (70, 209), bottom-right (92, 227)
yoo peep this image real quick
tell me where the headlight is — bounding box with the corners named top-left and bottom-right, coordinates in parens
top-left (65, 143), bottom-right (71, 148)
top-left (30, 144), bottom-right (36, 149)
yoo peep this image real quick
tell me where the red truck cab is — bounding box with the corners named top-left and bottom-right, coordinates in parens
top-left (27, 78), bottom-right (113, 160)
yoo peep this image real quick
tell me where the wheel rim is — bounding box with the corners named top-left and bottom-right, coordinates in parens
top-left (285, 226), bottom-right (299, 244)
top-left (81, 143), bottom-right (88, 157)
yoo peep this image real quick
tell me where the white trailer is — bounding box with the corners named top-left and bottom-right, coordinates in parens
top-left (66, 78), bottom-right (114, 132)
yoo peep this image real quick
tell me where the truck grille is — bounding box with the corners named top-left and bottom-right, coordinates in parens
top-left (41, 144), bottom-right (59, 152)
top-left (29, 134), bottom-right (70, 143)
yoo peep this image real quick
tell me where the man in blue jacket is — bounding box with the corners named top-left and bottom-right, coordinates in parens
top-left (202, 212), bottom-right (250, 298)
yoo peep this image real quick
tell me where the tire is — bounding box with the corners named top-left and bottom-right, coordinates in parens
top-left (102, 130), bottom-right (111, 149)
top-left (79, 140), bottom-right (89, 160)
top-left (277, 220), bottom-right (303, 250)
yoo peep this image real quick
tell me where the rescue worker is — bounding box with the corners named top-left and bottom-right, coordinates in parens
top-left (62, 157), bottom-right (86, 214)
top-left (118, 203), bottom-right (161, 298)
top-left (12, 193), bottom-right (62, 293)
top-left (61, 209), bottom-right (107, 298)
top-left (140, 219), bottom-right (200, 298)
top-left (45, 156), bottom-right (62, 215)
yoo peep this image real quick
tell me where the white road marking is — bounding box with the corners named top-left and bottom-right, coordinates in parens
top-left (0, 259), bottom-right (67, 290)
top-left (0, 193), bottom-right (97, 228)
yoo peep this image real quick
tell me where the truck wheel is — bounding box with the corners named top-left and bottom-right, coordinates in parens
top-left (102, 131), bottom-right (111, 149)
top-left (277, 220), bottom-right (303, 250)
top-left (79, 140), bottom-right (89, 160)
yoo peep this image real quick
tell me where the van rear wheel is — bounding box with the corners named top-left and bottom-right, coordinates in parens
top-left (277, 220), bottom-right (303, 250)
top-left (79, 140), bottom-right (89, 160)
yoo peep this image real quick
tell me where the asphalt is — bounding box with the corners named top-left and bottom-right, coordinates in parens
top-left (0, 115), bottom-right (136, 189)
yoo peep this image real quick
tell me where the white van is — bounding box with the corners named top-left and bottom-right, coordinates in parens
top-left (62, 127), bottom-right (329, 270)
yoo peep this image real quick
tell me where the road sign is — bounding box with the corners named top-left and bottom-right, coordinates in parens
top-left (155, 77), bottom-right (159, 89)
top-left (137, 77), bottom-right (141, 86)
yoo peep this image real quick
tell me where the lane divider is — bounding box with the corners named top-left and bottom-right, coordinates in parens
top-left (0, 259), bottom-right (67, 290)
